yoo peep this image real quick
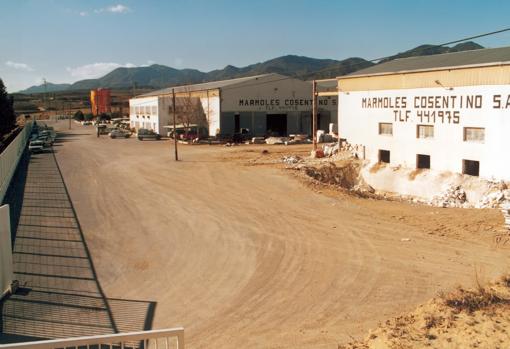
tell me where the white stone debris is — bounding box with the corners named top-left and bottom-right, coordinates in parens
top-left (282, 155), bottom-right (303, 165)
top-left (265, 137), bottom-right (287, 145)
top-left (429, 185), bottom-right (467, 208)
top-left (322, 143), bottom-right (340, 157)
top-left (351, 183), bottom-right (375, 194)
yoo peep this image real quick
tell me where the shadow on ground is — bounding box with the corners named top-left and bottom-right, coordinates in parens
top-left (0, 146), bottom-right (156, 345)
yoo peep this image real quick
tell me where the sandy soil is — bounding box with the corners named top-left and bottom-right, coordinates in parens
top-left (340, 275), bottom-right (510, 349)
top-left (51, 122), bottom-right (509, 348)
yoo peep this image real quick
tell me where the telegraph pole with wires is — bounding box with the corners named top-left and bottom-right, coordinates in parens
top-left (312, 80), bottom-right (318, 151)
top-left (172, 88), bottom-right (178, 161)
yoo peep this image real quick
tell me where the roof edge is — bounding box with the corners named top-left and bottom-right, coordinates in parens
top-left (337, 61), bottom-right (510, 80)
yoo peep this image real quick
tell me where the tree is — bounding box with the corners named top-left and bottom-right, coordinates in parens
top-left (73, 110), bottom-right (84, 121)
top-left (0, 78), bottom-right (16, 134)
top-left (174, 90), bottom-right (207, 139)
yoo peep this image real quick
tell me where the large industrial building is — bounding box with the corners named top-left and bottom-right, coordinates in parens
top-left (337, 46), bottom-right (510, 181)
top-left (129, 73), bottom-right (337, 137)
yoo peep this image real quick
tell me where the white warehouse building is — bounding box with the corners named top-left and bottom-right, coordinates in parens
top-left (129, 73), bottom-right (337, 138)
top-left (337, 46), bottom-right (510, 181)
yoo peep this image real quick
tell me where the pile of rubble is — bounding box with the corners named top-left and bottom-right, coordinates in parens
top-left (302, 162), bottom-right (361, 189)
top-left (263, 134), bottom-right (311, 145)
top-left (428, 181), bottom-right (510, 227)
top-left (429, 185), bottom-right (468, 208)
top-left (474, 181), bottom-right (510, 209)
top-left (322, 143), bottom-right (340, 157)
top-left (281, 155), bottom-right (303, 165)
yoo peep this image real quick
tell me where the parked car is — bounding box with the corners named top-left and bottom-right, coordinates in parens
top-left (109, 129), bottom-right (131, 139)
top-left (28, 140), bottom-right (45, 153)
top-left (137, 129), bottom-right (161, 141)
top-left (37, 136), bottom-right (53, 147)
top-left (39, 130), bottom-right (56, 142)
top-left (81, 121), bottom-right (92, 126)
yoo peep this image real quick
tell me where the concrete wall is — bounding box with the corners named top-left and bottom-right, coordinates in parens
top-left (338, 85), bottom-right (510, 180)
top-left (130, 94), bottom-right (220, 136)
top-left (200, 93), bottom-right (220, 136)
top-left (0, 205), bottom-right (12, 298)
top-left (220, 76), bottom-right (337, 136)
top-left (129, 96), bottom-right (159, 133)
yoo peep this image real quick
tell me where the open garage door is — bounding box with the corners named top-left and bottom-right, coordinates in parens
top-left (266, 114), bottom-right (287, 136)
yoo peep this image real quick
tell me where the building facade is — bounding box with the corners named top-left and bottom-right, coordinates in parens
top-left (129, 73), bottom-right (337, 137)
top-left (90, 88), bottom-right (112, 116)
top-left (337, 47), bottom-right (510, 181)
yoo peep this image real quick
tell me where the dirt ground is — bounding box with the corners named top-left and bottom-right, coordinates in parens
top-left (51, 121), bottom-right (509, 349)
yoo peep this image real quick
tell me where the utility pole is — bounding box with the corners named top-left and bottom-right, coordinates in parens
top-left (43, 78), bottom-right (48, 110)
top-left (312, 80), bottom-right (318, 151)
top-left (172, 88), bottom-right (178, 161)
top-left (68, 104), bottom-right (71, 130)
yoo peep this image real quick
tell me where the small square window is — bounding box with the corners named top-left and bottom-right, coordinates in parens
top-left (463, 160), bottom-right (479, 176)
top-left (417, 125), bottom-right (434, 139)
top-left (379, 123), bottom-right (393, 135)
top-left (417, 154), bottom-right (430, 169)
top-left (463, 127), bottom-right (484, 143)
top-left (379, 149), bottom-right (390, 163)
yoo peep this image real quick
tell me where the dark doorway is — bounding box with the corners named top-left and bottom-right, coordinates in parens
top-left (309, 113), bottom-right (322, 136)
top-left (463, 159), bottom-right (480, 176)
top-left (266, 114), bottom-right (287, 136)
top-left (234, 114), bottom-right (240, 133)
top-left (416, 154), bottom-right (431, 169)
top-left (379, 149), bottom-right (390, 164)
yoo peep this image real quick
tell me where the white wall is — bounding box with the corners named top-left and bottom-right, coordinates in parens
top-left (339, 85), bottom-right (510, 180)
top-left (221, 76), bottom-right (337, 114)
top-left (129, 96), bottom-right (159, 133)
top-left (0, 205), bottom-right (12, 298)
top-left (200, 95), bottom-right (220, 136)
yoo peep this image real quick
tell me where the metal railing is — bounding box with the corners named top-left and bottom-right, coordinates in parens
top-left (0, 328), bottom-right (185, 349)
top-left (0, 122), bottom-right (32, 203)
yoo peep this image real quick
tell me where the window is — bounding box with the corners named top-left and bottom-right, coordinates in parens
top-left (463, 160), bottom-right (480, 176)
top-left (152, 106), bottom-right (158, 115)
top-left (417, 125), bottom-right (434, 139)
top-left (379, 150), bottom-right (390, 163)
top-left (379, 123), bottom-right (393, 135)
top-left (416, 154), bottom-right (430, 169)
top-left (464, 127), bottom-right (485, 143)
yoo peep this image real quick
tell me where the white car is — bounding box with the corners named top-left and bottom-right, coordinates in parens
top-left (109, 129), bottom-right (131, 139)
top-left (29, 140), bottom-right (45, 153)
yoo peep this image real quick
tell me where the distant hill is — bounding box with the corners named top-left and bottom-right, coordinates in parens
top-left (69, 64), bottom-right (207, 90)
top-left (379, 41), bottom-right (484, 63)
top-left (21, 82), bottom-right (71, 94)
top-left (18, 41), bottom-right (484, 94)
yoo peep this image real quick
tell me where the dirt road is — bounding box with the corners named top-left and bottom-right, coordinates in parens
top-left (52, 122), bottom-right (509, 348)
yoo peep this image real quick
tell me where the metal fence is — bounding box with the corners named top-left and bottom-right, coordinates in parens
top-left (0, 328), bottom-right (185, 349)
top-left (0, 123), bottom-right (32, 203)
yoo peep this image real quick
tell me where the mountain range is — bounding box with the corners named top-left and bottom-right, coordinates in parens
top-left (18, 42), bottom-right (484, 94)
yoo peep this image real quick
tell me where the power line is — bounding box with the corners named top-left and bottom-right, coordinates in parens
top-left (224, 26), bottom-right (510, 90)
top-left (141, 26), bottom-right (510, 96)
top-left (366, 26), bottom-right (510, 64)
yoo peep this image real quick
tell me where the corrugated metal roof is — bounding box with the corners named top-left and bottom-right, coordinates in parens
top-left (136, 73), bottom-right (280, 98)
top-left (344, 46), bottom-right (510, 78)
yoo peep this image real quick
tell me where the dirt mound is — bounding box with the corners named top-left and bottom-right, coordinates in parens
top-left (340, 275), bottom-right (510, 349)
top-left (302, 162), bottom-right (361, 189)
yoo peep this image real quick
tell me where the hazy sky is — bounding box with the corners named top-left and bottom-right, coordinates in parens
top-left (1, 0), bottom-right (510, 92)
